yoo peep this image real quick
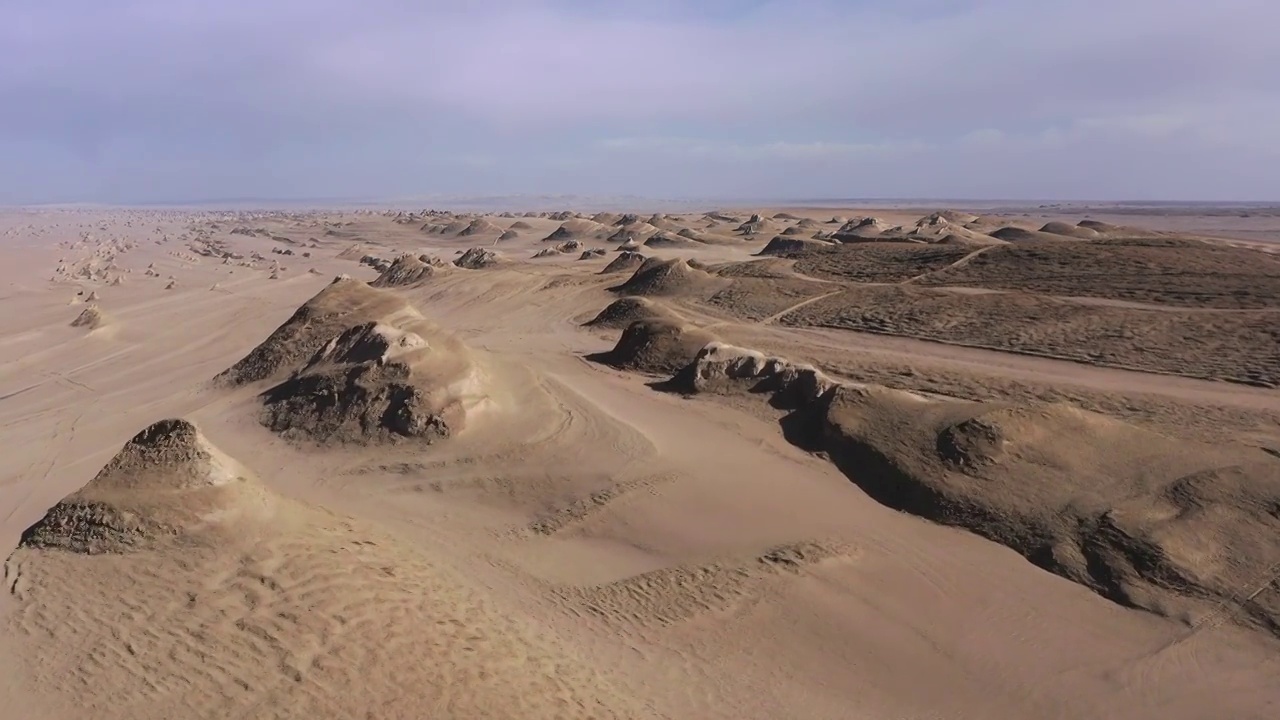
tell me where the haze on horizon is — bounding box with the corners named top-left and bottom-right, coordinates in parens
top-left (3, 0), bottom-right (1277, 205)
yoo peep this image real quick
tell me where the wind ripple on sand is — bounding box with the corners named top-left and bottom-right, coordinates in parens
top-left (5, 510), bottom-right (635, 719)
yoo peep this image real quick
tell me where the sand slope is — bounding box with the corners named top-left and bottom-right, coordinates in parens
top-left (6, 420), bottom-right (630, 719)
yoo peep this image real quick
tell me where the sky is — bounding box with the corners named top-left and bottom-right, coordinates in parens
top-left (2, 0), bottom-right (1278, 204)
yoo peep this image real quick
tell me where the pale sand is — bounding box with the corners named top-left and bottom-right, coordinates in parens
top-left (1, 208), bottom-right (1277, 719)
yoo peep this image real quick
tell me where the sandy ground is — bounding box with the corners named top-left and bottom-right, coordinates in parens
top-left (1, 207), bottom-right (1277, 719)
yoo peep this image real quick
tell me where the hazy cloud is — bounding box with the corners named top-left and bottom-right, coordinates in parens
top-left (1, 0), bottom-right (1276, 203)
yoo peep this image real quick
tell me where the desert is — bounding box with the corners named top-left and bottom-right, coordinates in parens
top-left (0, 204), bottom-right (1277, 719)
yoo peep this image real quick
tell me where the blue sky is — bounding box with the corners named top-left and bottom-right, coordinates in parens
top-left (2, 0), bottom-right (1277, 203)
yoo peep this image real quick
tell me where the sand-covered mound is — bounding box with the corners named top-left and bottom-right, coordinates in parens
top-left (216, 276), bottom-right (413, 386)
top-left (498, 229), bottom-right (519, 241)
top-left (336, 244), bottom-right (368, 260)
top-left (542, 219), bottom-right (604, 242)
top-left (457, 218), bottom-right (503, 237)
top-left (1077, 219), bottom-right (1125, 235)
top-left (601, 250), bottom-right (648, 274)
top-left (669, 342), bottom-right (835, 403)
top-left (888, 212), bottom-right (998, 244)
top-left (735, 215), bottom-right (776, 236)
top-left (579, 248), bottom-right (607, 260)
top-left (371, 254), bottom-right (440, 287)
top-left (643, 231), bottom-right (696, 248)
top-left (990, 226), bottom-right (1065, 242)
top-left (438, 219), bottom-right (472, 235)
top-left (454, 247), bottom-right (501, 269)
top-left (6, 425), bottom-right (628, 719)
top-left (606, 222), bottom-right (659, 244)
top-left (592, 319), bottom-right (716, 374)
top-left (508, 220), bottom-right (534, 230)
top-left (70, 305), bottom-right (107, 329)
top-left (18, 419), bottom-right (271, 553)
top-left (1040, 221), bottom-right (1099, 238)
top-left (666, 343), bottom-right (1280, 637)
top-left (645, 214), bottom-right (683, 232)
top-left (820, 388), bottom-right (1280, 636)
top-left (834, 217), bottom-right (894, 240)
top-left (610, 257), bottom-right (724, 297)
top-left (584, 297), bottom-right (677, 329)
top-left (757, 236), bottom-right (831, 257)
top-left (259, 318), bottom-right (481, 445)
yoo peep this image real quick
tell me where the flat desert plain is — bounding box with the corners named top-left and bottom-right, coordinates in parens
top-left (1, 205), bottom-right (1278, 719)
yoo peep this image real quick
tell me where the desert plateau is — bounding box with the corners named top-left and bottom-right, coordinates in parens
top-left (0, 204), bottom-right (1277, 719)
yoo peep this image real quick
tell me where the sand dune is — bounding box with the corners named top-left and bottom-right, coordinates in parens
top-left (610, 257), bottom-right (725, 297)
top-left (6, 420), bottom-right (630, 719)
top-left (17, 419), bottom-right (273, 553)
top-left (591, 319), bottom-right (717, 374)
top-left (2, 206), bottom-right (1278, 720)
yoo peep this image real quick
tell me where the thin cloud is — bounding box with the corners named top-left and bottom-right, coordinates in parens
top-left (1, 0), bottom-right (1276, 202)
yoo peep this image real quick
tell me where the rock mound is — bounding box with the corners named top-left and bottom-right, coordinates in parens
top-left (216, 277), bottom-right (411, 386)
top-left (664, 344), bottom-right (1280, 638)
top-left (833, 217), bottom-right (894, 241)
top-left (259, 320), bottom-right (479, 445)
top-left (584, 297), bottom-right (676, 329)
top-left (70, 305), bottom-right (107, 329)
top-left (593, 320), bottom-right (716, 374)
top-left (19, 419), bottom-right (271, 553)
top-left (578, 248), bottom-right (607, 260)
top-left (454, 247), bottom-right (500, 269)
top-left (757, 236), bottom-right (831, 257)
top-left (337, 244), bottom-right (368, 260)
top-left (668, 343), bottom-right (835, 404)
top-left (457, 218), bottom-right (503, 237)
top-left (643, 232), bottom-right (696, 248)
top-left (601, 251), bottom-right (648, 274)
top-left (610, 257), bottom-right (723, 297)
top-left (542, 219), bottom-right (603, 242)
top-left (372, 254), bottom-right (438, 287)
top-left (607, 222), bottom-right (657, 244)
top-left (439, 219), bottom-right (471, 235)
